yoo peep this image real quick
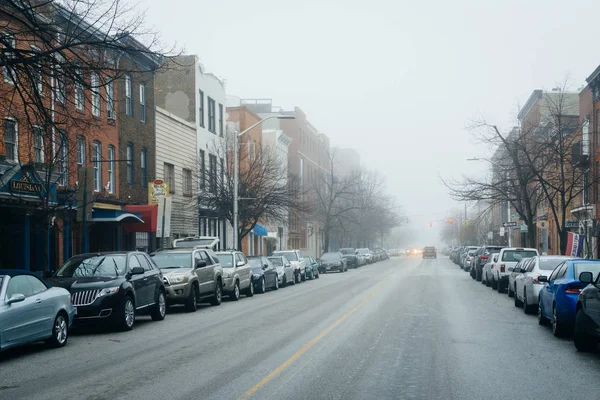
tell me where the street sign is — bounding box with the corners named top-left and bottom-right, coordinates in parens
top-left (503, 222), bottom-right (517, 227)
top-left (520, 223), bottom-right (528, 233)
top-left (511, 214), bottom-right (519, 220)
top-left (487, 231), bottom-right (493, 239)
top-left (499, 227), bottom-right (505, 237)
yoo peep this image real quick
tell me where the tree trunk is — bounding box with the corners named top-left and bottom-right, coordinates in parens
top-left (559, 229), bottom-right (568, 255)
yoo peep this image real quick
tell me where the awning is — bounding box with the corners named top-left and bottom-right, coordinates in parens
top-left (91, 209), bottom-right (144, 223)
top-left (123, 204), bottom-right (158, 232)
top-left (253, 223), bottom-right (268, 236)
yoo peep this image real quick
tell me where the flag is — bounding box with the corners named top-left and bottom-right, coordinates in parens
top-left (566, 232), bottom-right (584, 257)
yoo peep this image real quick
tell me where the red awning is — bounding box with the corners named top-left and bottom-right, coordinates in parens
top-left (123, 204), bottom-right (157, 232)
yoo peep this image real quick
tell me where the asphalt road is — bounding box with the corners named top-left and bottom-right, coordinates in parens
top-left (2, 256), bottom-right (600, 400)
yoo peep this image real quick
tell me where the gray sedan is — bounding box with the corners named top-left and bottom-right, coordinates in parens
top-left (0, 270), bottom-right (75, 351)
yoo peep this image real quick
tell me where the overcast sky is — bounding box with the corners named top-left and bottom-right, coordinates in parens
top-left (141, 0), bottom-right (600, 246)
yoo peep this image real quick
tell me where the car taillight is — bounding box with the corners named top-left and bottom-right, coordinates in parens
top-left (565, 286), bottom-right (584, 294)
top-left (480, 256), bottom-right (488, 261)
top-left (500, 264), bottom-right (505, 273)
top-left (466, 256), bottom-right (471, 261)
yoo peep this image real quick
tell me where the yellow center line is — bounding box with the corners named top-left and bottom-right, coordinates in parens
top-left (237, 280), bottom-right (391, 400)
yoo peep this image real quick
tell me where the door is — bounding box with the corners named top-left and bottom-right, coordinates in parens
top-left (263, 257), bottom-right (277, 287)
top-left (543, 263), bottom-right (563, 314)
top-left (25, 275), bottom-right (54, 334)
top-left (236, 253), bottom-right (251, 290)
top-left (1, 275), bottom-right (40, 346)
top-left (196, 251), bottom-right (213, 295)
top-left (128, 255), bottom-right (149, 308)
top-left (137, 254), bottom-right (159, 304)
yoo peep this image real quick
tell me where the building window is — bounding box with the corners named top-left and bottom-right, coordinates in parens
top-left (141, 148), bottom-right (147, 188)
top-left (93, 141), bottom-right (102, 192)
top-left (207, 97), bottom-right (216, 133)
top-left (127, 142), bottom-right (134, 185)
top-left (106, 77), bottom-right (115, 119)
top-left (209, 154), bottom-right (217, 193)
top-left (183, 168), bottom-right (192, 196)
top-left (91, 73), bottom-right (100, 116)
top-left (75, 67), bottom-right (84, 110)
top-left (199, 149), bottom-right (206, 190)
top-left (33, 126), bottom-right (43, 163)
top-left (218, 103), bottom-right (223, 137)
top-left (125, 74), bottom-right (133, 116)
top-left (30, 46), bottom-right (43, 95)
top-left (57, 131), bottom-right (68, 186)
top-left (107, 145), bottom-right (115, 194)
top-left (164, 163), bottom-right (175, 194)
top-left (2, 34), bottom-right (15, 83)
top-left (56, 65), bottom-right (66, 104)
top-left (198, 90), bottom-right (205, 127)
top-left (76, 135), bottom-right (85, 167)
top-left (4, 119), bottom-right (17, 162)
top-left (139, 83), bottom-right (146, 123)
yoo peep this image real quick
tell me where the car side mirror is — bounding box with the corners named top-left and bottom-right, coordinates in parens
top-left (538, 276), bottom-right (548, 283)
top-left (579, 271), bottom-right (594, 284)
top-left (263, 264), bottom-right (268, 269)
top-left (6, 293), bottom-right (26, 305)
top-left (236, 261), bottom-right (244, 267)
top-left (131, 266), bottom-right (145, 275)
top-left (196, 260), bottom-right (207, 269)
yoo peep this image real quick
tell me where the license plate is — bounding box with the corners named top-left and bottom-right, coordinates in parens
top-left (326, 266), bottom-right (331, 270)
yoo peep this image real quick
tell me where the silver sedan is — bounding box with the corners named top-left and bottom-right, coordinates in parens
top-left (482, 253), bottom-right (499, 286)
top-left (267, 256), bottom-right (295, 287)
top-left (0, 271), bottom-right (75, 351)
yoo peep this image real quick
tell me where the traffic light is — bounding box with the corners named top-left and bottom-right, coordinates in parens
top-left (429, 221), bottom-right (433, 228)
top-left (448, 218), bottom-right (455, 224)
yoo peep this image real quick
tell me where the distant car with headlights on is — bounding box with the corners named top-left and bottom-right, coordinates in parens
top-left (320, 252), bottom-right (347, 273)
top-left (150, 247), bottom-right (223, 311)
top-left (215, 251), bottom-right (253, 300)
top-left (339, 248), bottom-right (359, 268)
top-left (268, 256), bottom-right (295, 286)
top-left (1, 270), bottom-right (75, 351)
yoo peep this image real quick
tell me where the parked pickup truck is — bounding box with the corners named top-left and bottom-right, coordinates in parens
top-left (492, 247), bottom-right (538, 293)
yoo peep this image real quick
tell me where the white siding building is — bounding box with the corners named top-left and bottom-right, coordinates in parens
top-left (155, 107), bottom-right (198, 243)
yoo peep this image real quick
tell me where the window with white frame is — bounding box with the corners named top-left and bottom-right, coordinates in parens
top-left (125, 75), bottom-right (133, 116)
top-left (141, 148), bottom-right (147, 188)
top-left (164, 163), bottom-right (175, 194)
top-left (139, 83), bottom-right (146, 123)
top-left (183, 168), bottom-right (192, 196)
top-left (218, 103), bottom-right (223, 136)
top-left (207, 97), bottom-right (216, 133)
top-left (30, 45), bottom-right (42, 95)
top-left (127, 142), bottom-right (134, 185)
top-left (4, 119), bottom-right (17, 162)
top-left (106, 77), bottom-right (115, 119)
top-left (107, 145), bottom-right (115, 194)
top-left (2, 34), bottom-right (15, 83)
top-left (33, 126), bottom-right (43, 163)
top-left (91, 73), bottom-right (100, 116)
top-left (93, 141), bottom-right (102, 192)
top-left (57, 131), bottom-right (68, 186)
top-left (76, 135), bottom-right (85, 167)
top-left (198, 90), bottom-right (205, 127)
top-left (56, 65), bottom-right (66, 104)
top-left (75, 67), bottom-right (84, 110)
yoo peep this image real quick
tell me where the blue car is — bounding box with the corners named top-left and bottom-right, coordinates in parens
top-left (538, 260), bottom-right (600, 337)
top-left (0, 270), bottom-right (76, 351)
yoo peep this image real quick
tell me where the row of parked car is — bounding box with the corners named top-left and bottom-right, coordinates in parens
top-left (0, 238), bottom-right (390, 353)
top-left (449, 245), bottom-right (600, 352)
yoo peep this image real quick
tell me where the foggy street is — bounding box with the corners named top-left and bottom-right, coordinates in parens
top-left (2, 256), bottom-right (599, 400)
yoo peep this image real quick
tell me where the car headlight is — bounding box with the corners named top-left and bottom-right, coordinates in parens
top-left (253, 273), bottom-right (261, 279)
top-left (223, 270), bottom-right (232, 278)
top-left (170, 274), bottom-right (188, 284)
top-left (98, 287), bottom-right (119, 297)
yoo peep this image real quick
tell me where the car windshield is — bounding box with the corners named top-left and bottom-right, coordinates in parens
top-left (339, 249), bottom-right (354, 255)
top-left (502, 250), bottom-right (537, 262)
top-left (268, 257), bottom-right (284, 266)
top-left (247, 258), bottom-right (263, 269)
top-left (574, 263), bottom-right (600, 281)
top-left (217, 254), bottom-right (234, 268)
top-left (357, 249), bottom-right (369, 254)
top-left (151, 253), bottom-right (191, 269)
top-left (539, 258), bottom-right (568, 270)
top-left (274, 252), bottom-right (297, 262)
top-left (321, 253), bottom-right (340, 260)
top-left (55, 255), bottom-right (127, 278)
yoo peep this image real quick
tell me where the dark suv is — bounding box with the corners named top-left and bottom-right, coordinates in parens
top-left (472, 245), bottom-right (504, 281)
top-left (423, 246), bottom-right (437, 259)
top-left (150, 247), bottom-right (223, 312)
top-left (49, 251), bottom-right (166, 331)
top-left (339, 248), bottom-right (358, 268)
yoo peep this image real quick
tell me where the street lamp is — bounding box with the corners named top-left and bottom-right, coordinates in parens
top-left (232, 114), bottom-right (295, 250)
top-left (467, 157), bottom-right (512, 246)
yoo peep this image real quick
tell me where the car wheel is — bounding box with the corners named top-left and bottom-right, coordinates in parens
top-left (514, 290), bottom-right (522, 307)
top-left (210, 280), bottom-right (222, 306)
top-left (476, 269), bottom-right (482, 282)
top-left (119, 296), bottom-right (135, 331)
top-left (301, 272), bottom-right (306, 281)
top-left (315, 271), bottom-right (320, 279)
top-left (508, 284), bottom-right (514, 298)
top-left (274, 276), bottom-right (279, 290)
top-left (523, 290), bottom-right (532, 314)
top-left (491, 277), bottom-right (497, 290)
top-left (496, 279), bottom-right (503, 293)
top-left (185, 284), bottom-right (198, 312)
top-left (151, 290), bottom-right (167, 321)
top-left (245, 278), bottom-right (254, 297)
top-left (282, 276), bottom-right (287, 287)
top-left (552, 304), bottom-right (568, 337)
top-left (46, 312), bottom-right (69, 348)
top-left (258, 277), bottom-right (266, 294)
top-left (574, 309), bottom-right (597, 352)
top-left (232, 281), bottom-right (241, 301)
top-left (538, 298), bottom-right (549, 325)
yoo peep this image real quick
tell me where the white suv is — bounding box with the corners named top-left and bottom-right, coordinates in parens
top-left (493, 247), bottom-right (538, 293)
top-left (272, 250), bottom-right (306, 283)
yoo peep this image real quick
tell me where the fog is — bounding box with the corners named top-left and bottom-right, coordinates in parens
top-left (141, 0), bottom-right (600, 247)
